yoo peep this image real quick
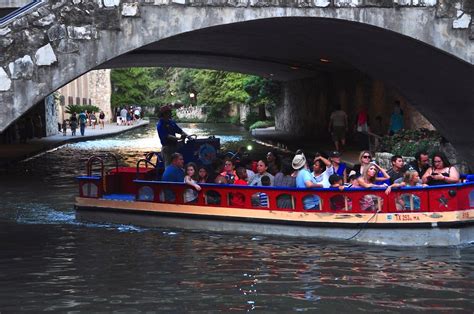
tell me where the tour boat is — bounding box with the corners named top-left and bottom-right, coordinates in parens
top-left (75, 153), bottom-right (474, 247)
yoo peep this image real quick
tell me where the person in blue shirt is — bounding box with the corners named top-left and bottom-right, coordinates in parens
top-left (292, 152), bottom-right (322, 210)
top-left (161, 153), bottom-right (185, 202)
top-left (162, 153), bottom-right (185, 183)
top-left (157, 106), bottom-right (187, 167)
top-left (78, 110), bottom-right (87, 136)
top-left (388, 101), bottom-right (404, 135)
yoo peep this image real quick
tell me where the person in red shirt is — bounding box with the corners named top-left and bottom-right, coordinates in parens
top-left (230, 167), bottom-right (248, 207)
top-left (220, 159), bottom-right (239, 184)
top-left (234, 167), bottom-right (248, 185)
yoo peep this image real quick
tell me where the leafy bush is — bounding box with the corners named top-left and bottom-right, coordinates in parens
top-left (206, 106), bottom-right (222, 123)
top-left (249, 120), bottom-right (275, 131)
top-left (66, 104), bottom-right (100, 114)
top-left (377, 129), bottom-right (442, 156)
top-left (230, 115), bottom-right (240, 125)
top-left (243, 111), bottom-right (260, 130)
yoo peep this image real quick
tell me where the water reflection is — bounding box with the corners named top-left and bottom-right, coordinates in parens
top-left (0, 122), bottom-right (473, 311)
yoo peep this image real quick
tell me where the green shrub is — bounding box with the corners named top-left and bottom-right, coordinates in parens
top-left (230, 115), bottom-right (241, 125)
top-left (66, 104), bottom-right (100, 114)
top-left (243, 111), bottom-right (260, 130)
top-left (249, 120), bottom-right (275, 131)
top-left (377, 129), bottom-right (442, 156)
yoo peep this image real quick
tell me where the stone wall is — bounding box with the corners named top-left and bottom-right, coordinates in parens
top-left (176, 106), bottom-right (207, 121)
top-left (44, 94), bottom-right (58, 136)
top-left (87, 69), bottom-right (112, 122)
top-left (239, 103), bottom-right (250, 124)
top-left (275, 70), bottom-right (435, 139)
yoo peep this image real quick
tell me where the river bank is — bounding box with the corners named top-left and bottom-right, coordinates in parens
top-left (0, 119), bottom-right (149, 168)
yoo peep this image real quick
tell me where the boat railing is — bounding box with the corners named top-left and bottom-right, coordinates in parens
top-left (136, 159), bottom-right (156, 179)
top-left (130, 180), bottom-right (474, 214)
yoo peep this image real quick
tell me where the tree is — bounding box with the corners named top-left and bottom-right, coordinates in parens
top-left (243, 76), bottom-right (280, 120)
top-left (110, 67), bottom-right (280, 120)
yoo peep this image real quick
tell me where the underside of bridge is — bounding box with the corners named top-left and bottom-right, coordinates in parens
top-left (100, 17), bottom-right (473, 167)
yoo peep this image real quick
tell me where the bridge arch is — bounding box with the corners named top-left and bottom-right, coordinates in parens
top-left (0, 1), bottom-right (473, 165)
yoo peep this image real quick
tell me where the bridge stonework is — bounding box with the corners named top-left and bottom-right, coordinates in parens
top-left (0, 0), bottom-right (473, 165)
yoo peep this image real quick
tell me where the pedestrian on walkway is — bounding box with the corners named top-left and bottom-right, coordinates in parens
top-left (78, 111), bottom-right (87, 136)
top-left (62, 119), bottom-right (68, 136)
top-left (328, 105), bottom-right (348, 152)
top-left (90, 112), bottom-right (97, 129)
top-left (70, 113), bottom-right (78, 136)
top-left (99, 111), bottom-right (105, 129)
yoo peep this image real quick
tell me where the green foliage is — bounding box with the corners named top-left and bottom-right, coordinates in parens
top-left (243, 111), bottom-right (260, 130)
top-left (111, 67), bottom-right (281, 121)
top-left (249, 120), bottom-right (275, 131)
top-left (65, 104), bottom-right (100, 114)
top-left (111, 68), bottom-right (172, 108)
top-left (243, 76), bottom-right (280, 106)
top-left (377, 129), bottom-right (442, 156)
top-left (230, 115), bottom-right (241, 125)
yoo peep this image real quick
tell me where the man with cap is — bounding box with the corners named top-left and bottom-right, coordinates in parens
top-left (329, 151), bottom-right (347, 183)
top-left (157, 105), bottom-right (188, 167)
top-left (292, 152), bottom-right (322, 210)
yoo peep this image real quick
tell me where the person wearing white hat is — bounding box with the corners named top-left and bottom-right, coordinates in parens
top-left (292, 152), bottom-right (322, 210)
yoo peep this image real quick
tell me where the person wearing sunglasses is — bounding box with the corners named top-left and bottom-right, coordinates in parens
top-left (352, 150), bottom-right (373, 177)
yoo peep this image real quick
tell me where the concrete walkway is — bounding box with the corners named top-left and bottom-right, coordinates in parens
top-left (0, 119), bottom-right (149, 167)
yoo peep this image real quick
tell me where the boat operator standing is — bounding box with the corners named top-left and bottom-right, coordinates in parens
top-left (157, 106), bottom-right (188, 167)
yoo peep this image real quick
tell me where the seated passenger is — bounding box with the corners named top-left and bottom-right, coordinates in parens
top-left (345, 170), bottom-right (360, 188)
top-left (248, 160), bottom-right (274, 186)
top-left (162, 153), bottom-right (185, 182)
top-left (207, 159), bottom-right (224, 184)
top-left (329, 174), bottom-right (345, 191)
top-left (407, 150), bottom-right (430, 177)
top-left (161, 153), bottom-right (185, 202)
top-left (234, 167), bottom-right (248, 185)
top-left (352, 150), bottom-right (373, 177)
top-left (229, 167), bottom-right (247, 207)
top-left (197, 166), bottom-right (209, 184)
top-left (329, 151), bottom-right (347, 183)
top-left (403, 170), bottom-right (426, 187)
top-left (387, 155), bottom-right (408, 184)
top-left (220, 159), bottom-right (238, 184)
top-left (241, 158), bottom-right (255, 180)
top-left (266, 150), bottom-right (281, 176)
top-left (257, 175), bottom-right (271, 208)
top-left (422, 152), bottom-right (460, 186)
top-left (357, 162), bottom-right (390, 189)
top-left (311, 154), bottom-right (334, 188)
top-left (274, 161), bottom-right (296, 188)
top-left (292, 153), bottom-right (320, 210)
top-left (184, 162), bottom-right (201, 203)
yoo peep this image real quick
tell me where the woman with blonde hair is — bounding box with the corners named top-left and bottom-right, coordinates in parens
top-left (352, 150), bottom-right (373, 177)
top-left (357, 162), bottom-right (390, 188)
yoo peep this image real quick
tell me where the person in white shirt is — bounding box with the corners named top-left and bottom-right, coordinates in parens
top-left (311, 154), bottom-right (334, 188)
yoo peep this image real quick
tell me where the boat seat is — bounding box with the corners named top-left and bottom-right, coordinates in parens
top-left (465, 175), bottom-right (474, 182)
top-left (102, 194), bottom-right (136, 201)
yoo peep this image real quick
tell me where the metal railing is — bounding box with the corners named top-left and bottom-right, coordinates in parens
top-left (0, 0), bottom-right (45, 29)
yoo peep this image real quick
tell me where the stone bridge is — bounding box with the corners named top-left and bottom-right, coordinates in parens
top-left (0, 0), bottom-right (473, 165)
